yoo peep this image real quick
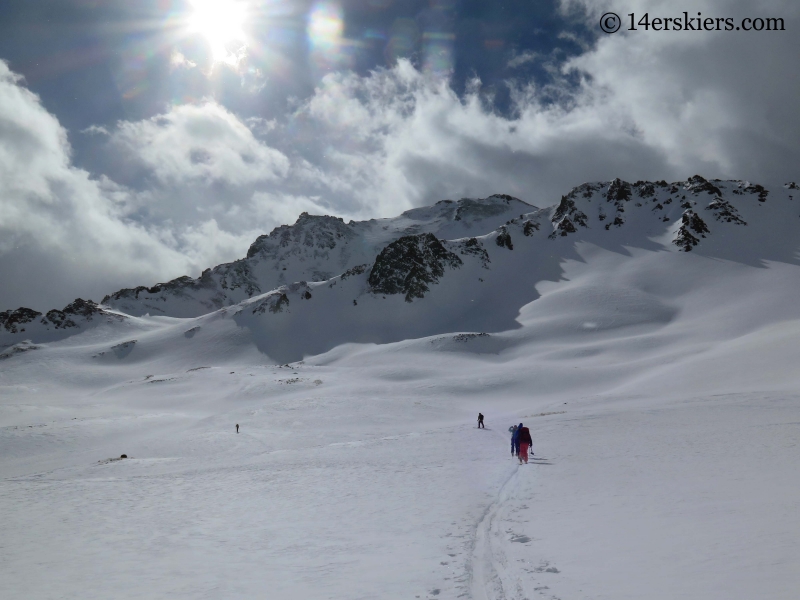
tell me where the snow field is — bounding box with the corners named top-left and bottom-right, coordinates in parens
top-left (4, 231), bottom-right (800, 598)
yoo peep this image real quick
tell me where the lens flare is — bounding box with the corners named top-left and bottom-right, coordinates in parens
top-left (188, 0), bottom-right (248, 64)
top-left (307, 1), bottom-right (353, 76)
top-left (308, 2), bottom-right (344, 49)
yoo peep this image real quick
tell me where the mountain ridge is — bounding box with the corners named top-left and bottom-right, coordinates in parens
top-left (2, 176), bottom-right (798, 354)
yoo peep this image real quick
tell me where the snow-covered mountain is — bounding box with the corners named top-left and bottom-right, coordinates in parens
top-left (100, 194), bottom-right (535, 318)
top-left (0, 299), bottom-right (126, 354)
top-left (3, 176), bottom-right (798, 358)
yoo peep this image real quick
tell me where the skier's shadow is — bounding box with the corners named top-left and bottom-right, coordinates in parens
top-left (528, 458), bottom-right (553, 465)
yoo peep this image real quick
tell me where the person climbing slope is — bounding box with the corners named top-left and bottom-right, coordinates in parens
top-left (517, 423), bottom-right (533, 464)
top-left (508, 424), bottom-right (518, 456)
top-left (477, 413), bottom-right (485, 429)
top-left (512, 422), bottom-right (523, 457)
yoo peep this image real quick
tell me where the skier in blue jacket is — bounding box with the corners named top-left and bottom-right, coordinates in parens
top-left (509, 424), bottom-right (521, 456)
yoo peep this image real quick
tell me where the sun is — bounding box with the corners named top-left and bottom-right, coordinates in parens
top-left (188, 0), bottom-right (248, 64)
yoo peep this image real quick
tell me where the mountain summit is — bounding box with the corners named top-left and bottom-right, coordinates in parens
top-left (100, 194), bottom-right (534, 318)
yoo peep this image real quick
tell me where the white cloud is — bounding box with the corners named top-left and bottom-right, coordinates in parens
top-left (245, 116), bottom-right (277, 136)
top-left (109, 102), bottom-right (289, 187)
top-left (508, 50), bottom-right (540, 69)
top-left (80, 125), bottom-right (110, 136)
top-left (170, 51), bottom-right (198, 70)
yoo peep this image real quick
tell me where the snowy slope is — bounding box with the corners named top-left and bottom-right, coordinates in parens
top-left (2, 176), bottom-right (800, 599)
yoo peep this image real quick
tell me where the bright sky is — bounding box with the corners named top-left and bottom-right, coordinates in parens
top-left (0, 0), bottom-right (799, 310)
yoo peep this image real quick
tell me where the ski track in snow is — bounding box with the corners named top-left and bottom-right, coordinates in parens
top-left (469, 436), bottom-right (520, 600)
top-left (468, 430), bottom-right (552, 600)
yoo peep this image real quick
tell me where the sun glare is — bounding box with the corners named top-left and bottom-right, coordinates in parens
top-left (188, 0), bottom-right (248, 64)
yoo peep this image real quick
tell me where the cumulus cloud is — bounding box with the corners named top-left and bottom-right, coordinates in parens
top-left (109, 102), bottom-right (289, 187)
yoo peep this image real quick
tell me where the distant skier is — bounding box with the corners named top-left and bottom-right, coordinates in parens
top-left (477, 413), bottom-right (485, 429)
top-left (508, 424), bottom-right (518, 456)
top-left (236, 424), bottom-right (239, 434)
top-left (517, 424), bottom-right (533, 464)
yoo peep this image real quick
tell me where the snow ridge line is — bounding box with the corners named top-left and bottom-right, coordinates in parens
top-left (469, 431), bottom-right (520, 600)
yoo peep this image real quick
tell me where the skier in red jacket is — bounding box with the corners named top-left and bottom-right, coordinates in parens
top-left (517, 424), bottom-right (533, 464)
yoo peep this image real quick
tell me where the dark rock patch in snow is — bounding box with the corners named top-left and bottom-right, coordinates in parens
top-left (744, 183), bottom-right (769, 202)
top-left (0, 308), bottom-right (41, 334)
top-left (686, 175), bottom-right (722, 197)
top-left (252, 292), bottom-right (290, 315)
top-left (368, 234), bottom-right (463, 302)
top-left (606, 178), bottom-right (633, 203)
top-left (673, 210), bottom-right (710, 252)
top-left (495, 227), bottom-right (514, 250)
top-left (113, 340), bottom-right (137, 359)
top-left (705, 198), bottom-right (747, 225)
top-left (552, 195), bottom-right (588, 228)
top-left (340, 264), bottom-right (369, 281)
top-left (0, 341), bottom-right (41, 360)
top-left (550, 217), bottom-right (578, 238)
top-left (448, 238), bottom-right (490, 268)
top-left (523, 219), bottom-right (540, 236)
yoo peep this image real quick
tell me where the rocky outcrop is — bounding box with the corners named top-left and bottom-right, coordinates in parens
top-left (45, 299), bottom-right (108, 330)
top-left (744, 183), bottom-right (769, 203)
top-left (368, 233), bottom-right (463, 302)
top-left (1, 300), bottom-right (125, 347)
top-left (673, 210), bottom-right (710, 251)
top-left (2, 299), bottom-right (114, 335)
top-left (549, 195), bottom-right (588, 238)
top-left (685, 175), bottom-right (723, 197)
top-left (1, 307), bottom-right (42, 334)
top-left (495, 227), bottom-right (514, 250)
top-left (603, 179), bottom-right (633, 229)
top-left (549, 217), bottom-right (578, 238)
top-left (705, 198), bottom-right (747, 225)
top-left (448, 238), bottom-right (490, 268)
top-left (246, 213), bottom-right (356, 258)
top-left (523, 220), bottom-right (540, 236)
